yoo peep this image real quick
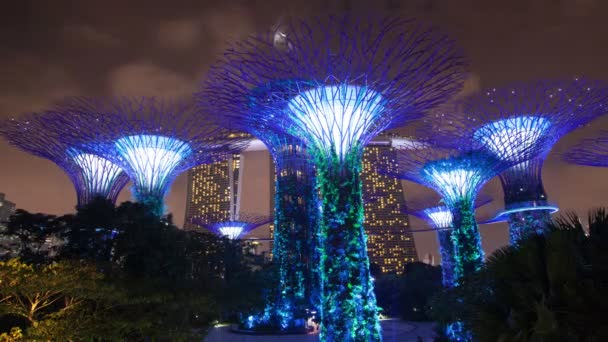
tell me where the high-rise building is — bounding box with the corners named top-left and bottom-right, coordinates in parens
top-left (183, 154), bottom-right (242, 230)
top-left (362, 137), bottom-right (418, 274)
top-left (184, 137), bottom-right (418, 273)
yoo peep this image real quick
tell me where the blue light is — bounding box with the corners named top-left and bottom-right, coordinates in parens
top-left (421, 167), bottom-right (480, 203)
top-left (287, 85), bottom-right (384, 158)
top-left (491, 204), bottom-right (559, 223)
top-left (219, 226), bottom-right (244, 239)
top-left (474, 116), bottom-right (551, 160)
top-left (423, 206), bottom-right (453, 229)
top-left (69, 149), bottom-right (124, 197)
top-left (114, 135), bottom-right (191, 195)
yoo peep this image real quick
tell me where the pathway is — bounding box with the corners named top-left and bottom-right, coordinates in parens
top-left (204, 320), bottom-right (436, 342)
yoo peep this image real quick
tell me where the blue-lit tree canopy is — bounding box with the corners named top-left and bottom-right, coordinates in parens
top-left (0, 113), bottom-right (129, 207)
top-left (199, 15), bottom-right (468, 341)
top-left (192, 212), bottom-right (271, 240)
top-left (564, 130), bottom-right (608, 168)
top-left (47, 97), bottom-right (247, 216)
top-left (447, 79), bottom-right (608, 244)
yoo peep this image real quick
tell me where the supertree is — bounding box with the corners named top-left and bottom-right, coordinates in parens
top-left (204, 79), bottom-right (322, 329)
top-left (383, 139), bottom-right (532, 342)
top-left (46, 97), bottom-right (247, 216)
top-left (192, 212), bottom-right (272, 239)
top-left (384, 136), bottom-right (533, 286)
top-left (199, 15), bottom-right (467, 341)
top-left (200, 70), bottom-right (321, 328)
top-left (564, 130), bottom-right (608, 167)
top-left (404, 195), bottom-right (492, 288)
top-left (0, 112), bottom-right (129, 207)
top-left (264, 134), bottom-right (321, 329)
top-left (446, 79), bottom-right (608, 244)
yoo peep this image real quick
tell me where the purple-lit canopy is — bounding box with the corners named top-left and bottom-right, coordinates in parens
top-left (0, 112), bottom-right (129, 206)
top-left (198, 14), bottom-right (468, 160)
top-left (198, 15), bottom-right (467, 339)
top-left (564, 130), bottom-right (608, 167)
top-left (45, 97), bottom-right (248, 212)
top-left (433, 79), bottom-right (608, 211)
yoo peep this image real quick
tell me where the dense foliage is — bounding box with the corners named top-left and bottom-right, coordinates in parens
top-left (0, 197), bottom-right (271, 340)
top-left (373, 262), bottom-right (442, 321)
top-left (315, 150), bottom-right (381, 341)
top-left (429, 209), bottom-right (608, 341)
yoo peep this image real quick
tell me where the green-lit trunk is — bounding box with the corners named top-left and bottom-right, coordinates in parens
top-left (449, 198), bottom-right (484, 285)
top-left (271, 154), bottom-right (320, 328)
top-left (508, 210), bottom-right (552, 245)
top-left (315, 149), bottom-right (381, 342)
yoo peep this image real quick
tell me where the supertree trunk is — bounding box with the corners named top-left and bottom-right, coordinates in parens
top-left (436, 229), bottom-right (455, 288)
top-left (271, 153), bottom-right (320, 328)
top-left (507, 210), bottom-right (552, 245)
top-left (449, 198), bottom-right (484, 285)
top-left (315, 149), bottom-right (381, 342)
top-left (134, 192), bottom-right (165, 217)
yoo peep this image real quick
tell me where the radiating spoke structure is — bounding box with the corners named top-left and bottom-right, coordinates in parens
top-left (0, 113), bottom-right (129, 207)
top-left (192, 212), bottom-right (272, 240)
top-left (50, 97), bottom-right (248, 216)
top-left (199, 14), bottom-right (468, 341)
top-left (564, 131), bottom-right (608, 168)
top-left (442, 79), bottom-right (608, 244)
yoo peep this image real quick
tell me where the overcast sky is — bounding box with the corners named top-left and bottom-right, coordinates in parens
top-left (2, 0), bottom-right (608, 259)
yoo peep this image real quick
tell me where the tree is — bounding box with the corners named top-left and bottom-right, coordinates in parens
top-left (59, 196), bottom-right (116, 263)
top-left (0, 210), bottom-right (63, 264)
top-left (430, 209), bottom-right (608, 341)
top-left (398, 262), bottom-right (442, 321)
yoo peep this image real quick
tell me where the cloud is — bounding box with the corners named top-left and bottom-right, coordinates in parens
top-left (0, 56), bottom-right (80, 117)
top-left (107, 61), bottom-right (195, 98)
top-left (201, 7), bottom-right (254, 48)
top-left (158, 19), bottom-right (201, 49)
top-left (63, 25), bottom-right (122, 47)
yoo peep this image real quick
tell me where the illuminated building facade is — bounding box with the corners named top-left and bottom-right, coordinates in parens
top-left (183, 154), bottom-right (242, 230)
top-left (362, 139), bottom-right (418, 274)
top-left (185, 137), bottom-right (418, 274)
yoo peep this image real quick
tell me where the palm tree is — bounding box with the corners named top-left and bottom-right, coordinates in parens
top-left (431, 208), bottom-right (608, 341)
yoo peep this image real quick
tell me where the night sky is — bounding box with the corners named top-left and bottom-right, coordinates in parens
top-left (2, 0), bottom-right (608, 260)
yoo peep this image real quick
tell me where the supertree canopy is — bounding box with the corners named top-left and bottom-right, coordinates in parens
top-left (48, 97), bottom-right (247, 216)
top-left (199, 14), bottom-right (467, 341)
top-left (564, 130), bottom-right (608, 167)
top-left (449, 79), bottom-right (608, 244)
top-left (192, 212), bottom-right (272, 239)
top-left (0, 112), bottom-right (129, 207)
